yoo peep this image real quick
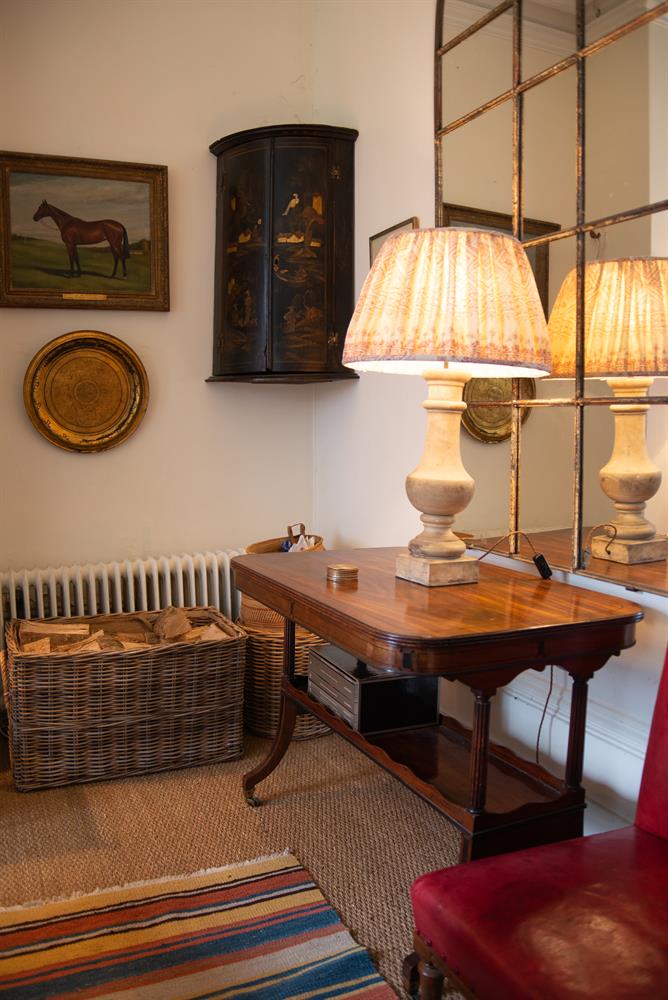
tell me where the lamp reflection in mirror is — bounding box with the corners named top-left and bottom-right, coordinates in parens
top-left (342, 228), bottom-right (551, 586)
top-left (549, 258), bottom-right (668, 564)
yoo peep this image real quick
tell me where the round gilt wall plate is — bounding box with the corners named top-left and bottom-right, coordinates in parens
top-left (462, 377), bottom-right (535, 444)
top-left (23, 330), bottom-right (149, 452)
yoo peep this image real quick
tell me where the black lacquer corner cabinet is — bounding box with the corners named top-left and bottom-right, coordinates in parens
top-left (208, 124), bottom-right (359, 383)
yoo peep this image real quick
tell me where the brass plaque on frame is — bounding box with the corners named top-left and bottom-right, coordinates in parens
top-left (462, 377), bottom-right (535, 444)
top-left (23, 330), bottom-right (149, 452)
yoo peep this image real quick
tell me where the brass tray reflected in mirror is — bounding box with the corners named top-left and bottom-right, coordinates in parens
top-left (23, 330), bottom-right (149, 452)
top-left (462, 377), bottom-right (535, 444)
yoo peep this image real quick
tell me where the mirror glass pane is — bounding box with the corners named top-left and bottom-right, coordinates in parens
top-left (519, 401), bottom-right (576, 572)
top-left (441, 102), bottom-right (513, 218)
top-left (523, 65), bottom-right (577, 233)
top-left (442, 12), bottom-right (513, 125)
top-left (523, 2), bottom-right (576, 78)
top-left (459, 403), bottom-right (511, 541)
top-left (545, 229), bottom-right (576, 321)
top-left (473, 402), bottom-right (576, 572)
top-left (585, 25), bottom-right (666, 223)
top-left (520, 234), bottom-right (576, 570)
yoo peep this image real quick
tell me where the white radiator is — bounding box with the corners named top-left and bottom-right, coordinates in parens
top-left (0, 549), bottom-right (244, 646)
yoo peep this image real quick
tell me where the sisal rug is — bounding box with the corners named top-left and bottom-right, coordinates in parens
top-left (0, 851), bottom-right (397, 999)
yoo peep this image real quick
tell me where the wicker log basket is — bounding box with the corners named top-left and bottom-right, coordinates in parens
top-left (240, 524), bottom-right (329, 741)
top-left (2, 607), bottom-right (246, 791)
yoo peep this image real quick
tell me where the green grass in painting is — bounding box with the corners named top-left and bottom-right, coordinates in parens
top-left (10, 237), bottom-right (151, 294)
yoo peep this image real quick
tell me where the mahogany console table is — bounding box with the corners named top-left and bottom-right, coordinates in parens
top-left (232, 547), bottom-right (642, 861)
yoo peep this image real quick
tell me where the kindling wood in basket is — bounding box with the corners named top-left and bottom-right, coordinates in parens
top-left (2, 606), bottom-right (246, 791)
top-left (241, 524), bottom-right (328, 740)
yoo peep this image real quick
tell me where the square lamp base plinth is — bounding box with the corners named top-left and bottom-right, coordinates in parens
top-left (591, 534), bottom-right (668, 565)
top-left (395, 550), bottom-right (480, 586)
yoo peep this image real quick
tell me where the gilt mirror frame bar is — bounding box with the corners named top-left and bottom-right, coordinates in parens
top-left (435, 0), bottom-right (668, 594)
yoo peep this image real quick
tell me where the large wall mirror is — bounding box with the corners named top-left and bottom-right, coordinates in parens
top-left (436, 0), bottom-right (668, 597)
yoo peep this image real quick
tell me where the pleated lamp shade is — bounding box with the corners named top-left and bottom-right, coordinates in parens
top-left (548, 258), bottom-right (668, 378)
top-left (342, 228), bottom-right (551, 377)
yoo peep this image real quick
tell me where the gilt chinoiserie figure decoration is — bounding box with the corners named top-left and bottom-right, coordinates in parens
top-left (208, 125), bottom-right (359, 383)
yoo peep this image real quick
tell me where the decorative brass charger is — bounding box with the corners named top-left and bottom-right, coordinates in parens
top-left (462, 377), bottom-right (535, 444)
top-left (23, 330), bottom-right (149, 452)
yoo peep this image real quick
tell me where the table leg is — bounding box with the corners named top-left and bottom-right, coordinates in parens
top-left (242, 619), bottom-right (298, 806)
top-left (566, 674), bottom-right (590, 790)
top-left (468, 691), bottom-right (491, 814)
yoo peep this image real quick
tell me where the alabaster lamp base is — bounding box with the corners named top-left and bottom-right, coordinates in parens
top-left (396, 549), bottom-right (479, 586)
top-left (591, 377), bottom-right (667, 565)
top-left (591, 534), bottom-right (668, 565)
top-left (396, 369), bottom-right (480, 587)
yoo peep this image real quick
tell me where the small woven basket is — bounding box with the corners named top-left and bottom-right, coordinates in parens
top-left (240, 524), bottom-right (328, 740)
top-left (241, 524), bottom-right (324, 628)
top-left (241, 622), bottom-right (328, 740)
top-left (2, 607), bottom-right (247, 791)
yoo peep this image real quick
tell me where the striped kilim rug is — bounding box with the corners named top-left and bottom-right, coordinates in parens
top-left (0, 852), bottom-right (397, 998)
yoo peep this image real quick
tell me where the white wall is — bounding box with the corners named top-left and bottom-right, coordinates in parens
top-left (0, 0), bottom-right (319, 570)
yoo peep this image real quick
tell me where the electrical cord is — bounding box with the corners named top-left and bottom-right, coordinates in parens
top-left (476, 530), bottom-right (553, 579)
top-left (583, 522), bottom-right (618, 556)
top-left (535, 665), bottom-right (554, 765)
top-left (475, 532), bottom-right (555, 759)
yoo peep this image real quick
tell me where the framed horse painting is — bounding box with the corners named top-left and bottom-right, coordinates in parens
top-left (0, 151), bottom-right (169, 310)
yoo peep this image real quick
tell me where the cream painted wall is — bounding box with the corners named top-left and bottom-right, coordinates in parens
top-left (0, 0), bottom-right (319, 570)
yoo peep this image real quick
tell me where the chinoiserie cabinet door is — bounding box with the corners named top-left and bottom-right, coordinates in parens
top-left (209, 125), bottom-right (358, 384)
top-left (212, 138), bottom-right (269, 376)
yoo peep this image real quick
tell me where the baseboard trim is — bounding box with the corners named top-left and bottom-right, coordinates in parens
top-left (502, 670), bottom-right (649, 761)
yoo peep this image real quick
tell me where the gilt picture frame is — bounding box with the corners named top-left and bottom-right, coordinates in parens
top-left (369, 216), bottom-right (419, 266)
top-left (0, 151), bottom-right (169, 311)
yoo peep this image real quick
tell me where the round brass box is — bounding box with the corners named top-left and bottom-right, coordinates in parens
top-left (23, 330), bottom-right (149, 452)
top-left (327, 563), bottom-right (359, 583)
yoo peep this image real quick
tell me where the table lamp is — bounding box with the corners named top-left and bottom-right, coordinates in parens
top-left (549, 258), bottom-right (668, 564)
top-left (342, 228), bottom-right (551, 586)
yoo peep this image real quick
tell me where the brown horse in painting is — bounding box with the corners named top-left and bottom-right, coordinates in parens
top-left (32, 200), bottom-right (130, 279)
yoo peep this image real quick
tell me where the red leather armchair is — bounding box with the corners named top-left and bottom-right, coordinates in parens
top-left (410, 648), bottom-right (668, 999)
